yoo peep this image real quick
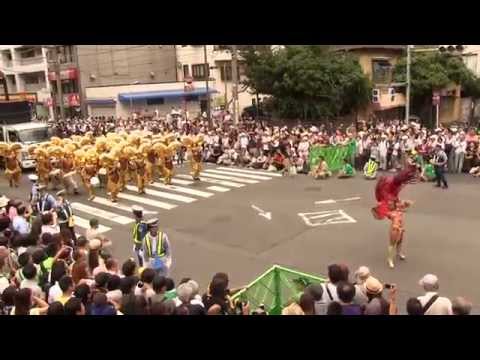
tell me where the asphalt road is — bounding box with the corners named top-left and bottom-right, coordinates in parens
top-left (2, 165), bottom-right (479, 313)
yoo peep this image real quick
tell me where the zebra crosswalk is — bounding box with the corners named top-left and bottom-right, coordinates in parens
top-left (70, 166), bottom-right (281, 237)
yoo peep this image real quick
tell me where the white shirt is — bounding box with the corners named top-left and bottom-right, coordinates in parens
top-left (48, 282), bottom-right (62, 304)
top-left (455, 140), bottom-right (467, 154)
top-left (20, 279), bottom-right (43, 299)
top-left (417, 292), bottom-right (453, 315)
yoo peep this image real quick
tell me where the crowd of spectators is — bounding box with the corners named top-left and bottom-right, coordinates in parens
top-left (47, 109), bottom-right (480, 178)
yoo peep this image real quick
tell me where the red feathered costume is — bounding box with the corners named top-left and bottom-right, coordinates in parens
top-left (372, 165), bottom-right (417, 220)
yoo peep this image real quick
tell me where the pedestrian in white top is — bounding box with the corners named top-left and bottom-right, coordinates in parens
top-left (417, 274), bottom-right (453, 315)
top-left (454, 134), bottom-right (467, 173)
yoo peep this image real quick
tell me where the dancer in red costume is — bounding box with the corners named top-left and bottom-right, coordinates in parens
top-left (371, 164), bottom-right (418, 268)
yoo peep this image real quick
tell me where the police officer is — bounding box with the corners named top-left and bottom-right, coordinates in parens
top-left (36, 185), bottom-right (57, 213)
top-left (432, 144), bottom-right (449, 189)
top-left (28, 174), bottom-right (40, 214)
top-left (56, 190), bottom-right (76, 243)
top-left (132, 205), bottom-right (148, 266)
top-left (142, 218), bottom-right (172, 276)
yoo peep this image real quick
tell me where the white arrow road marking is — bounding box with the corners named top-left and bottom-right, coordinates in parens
top-left (251, 204), bottom-right (272, 220)
top-left (315, 197), bottom-right (361, 205)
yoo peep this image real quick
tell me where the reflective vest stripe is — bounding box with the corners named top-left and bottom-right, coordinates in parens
top-left (366, 162), bottom-right (377, 176)
top-left (132, 222), bottom-right (144, 245)
top-left (145, 232), bottom-right (165, 258)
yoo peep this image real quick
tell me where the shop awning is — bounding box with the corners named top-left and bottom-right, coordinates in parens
top-left (87, 98), bottom-right (116, 105)
top-left (118, 88), bottom-right (218, 102)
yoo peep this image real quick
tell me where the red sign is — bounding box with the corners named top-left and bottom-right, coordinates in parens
top-left (46, 98), bottom-right (54, 107)
top-left (67, 93), bottom-right (80, 107)
top-left (48, 68), bottom-right (78, 81)
top-left (432, 92), bottom-right (440, 106)
top-left (184, 76), bottom-right (194, 92)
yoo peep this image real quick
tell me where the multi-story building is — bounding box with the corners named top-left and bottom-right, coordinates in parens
top-left (81, 45), bottom-right (254, 118)
top-left (332, 45), bottom-right (407, 121)
top-left (0, 45), bottom-right (52, 117)
top-left (175, 45), bottom-right (255, 113)
top-left (45, 45), bottom-right (82, 118)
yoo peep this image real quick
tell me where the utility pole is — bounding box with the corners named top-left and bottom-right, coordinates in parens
top-left (203, 45), bottom-right (211, 127)
top-left (405, 45), bottom-right (411, 124)
top-left (231, 44), bottom-right (239, 125)
top-left (223, 63), bottom-right (228, 109)
top-left (47, 46), bottom-right (65, 121)
top-left (0, 71), bottom-right (9, 101)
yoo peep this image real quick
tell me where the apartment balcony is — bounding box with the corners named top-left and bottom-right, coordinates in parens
top-left (17, 56), bottom-right (44, 66)
top-left (24, 83), bottom-right (48, 93)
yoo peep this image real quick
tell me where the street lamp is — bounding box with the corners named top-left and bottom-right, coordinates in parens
top-left (405, 45), bottom-right (412, 124)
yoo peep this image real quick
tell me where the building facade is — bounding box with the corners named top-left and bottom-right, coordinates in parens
top-left (82, 45), bottom-right (254, 118)
top-left (0, 45), bottom-right (52, 117)
top-left (333, 45), bottom-right (407, 122)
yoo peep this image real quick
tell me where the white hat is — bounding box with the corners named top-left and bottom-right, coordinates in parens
top-left (0, 196), bottom-right (8, 208)
top-left (28, 174), bottom-right (39, 182)
top-left (354, 266), bottom-right (371, 281)
top-left (419, 274), bottom-right (439, 288)
top-left (132, 205), bottom-right (144, 213)
top-left (89, 238), bottom-right (102, 251)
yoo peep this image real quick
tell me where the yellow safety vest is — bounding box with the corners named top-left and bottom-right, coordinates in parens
top-left (145, 232), bottom-right (165, 258)
top-left (366, 161), bottom-right (377, 176)
top-left (132, 221), bottom-right (146, 245)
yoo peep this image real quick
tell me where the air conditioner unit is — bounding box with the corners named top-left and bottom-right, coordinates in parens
top-left (372, 89), bottom-right (380, 103)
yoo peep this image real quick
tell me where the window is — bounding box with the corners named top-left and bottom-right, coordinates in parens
top-left (20, 48), bottom-right (36, 58)
top-left (23, 73), bottom-right (41, 84)
top-left (219, 63), bottom-right (240, 82)
top-left (183, 64), bottom-right (190, 78)
top-left (60, 80), bottom-right (78, 94)
top-left (146, 98), bottom-right (165, 105)
top-left (220, 64), bottom-right (232, 81)
top-left (192, 63), bottom-right (209, 80)
top-left (372, 59), bottom-right (393, 84)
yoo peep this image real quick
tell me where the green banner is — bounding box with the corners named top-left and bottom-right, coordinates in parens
top-left (231, 265), bottom-right (326, 315)
top-left (308, 141), bottom-right (357, 172)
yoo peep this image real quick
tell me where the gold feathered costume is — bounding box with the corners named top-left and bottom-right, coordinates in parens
top-left (182, 135), bottom-right (204, 180)
top-left (0, 143), bottom-right (22, 187)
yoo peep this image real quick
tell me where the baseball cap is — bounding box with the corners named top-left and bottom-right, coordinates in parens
top-left (419, 274), bottom-right (438, 287)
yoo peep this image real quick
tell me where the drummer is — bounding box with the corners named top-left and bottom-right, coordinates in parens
top-left (49, 157), bottom-right (63, 191)
top-left (62, 148), bottom-right (80, 195)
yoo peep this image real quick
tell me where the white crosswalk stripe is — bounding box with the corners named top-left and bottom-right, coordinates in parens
top-left (204, 169), bottom-right (273, 180)
top-left (176, 174), bottom-right (245, 188)
top-left (74, 215), bottom-right (111, 233)
top-left (217, 167), bottom-right (283, 177)
top-left (71, 202), bottom-right (134, 225)
top-left (199, 172), bottom-right (259, 184)
top-left (125, 185), bottom-right (197, 203)
top-left (149, 182), bottom-right (214, 198)
top-left (170, 178), bottom-right (194, 186)
top-left (117, 192), bottom-right (177, 210)
top-left (91, 196), bottom-right (158, 215)
top-left (207, 186), bottom-right (230, 192)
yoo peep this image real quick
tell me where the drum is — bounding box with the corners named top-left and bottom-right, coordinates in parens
top-left (90, 176), bottom-right (100, 187)
top-left (50, 169), bottom-right (61, 177)
top-left (98, 168), bottom-right (107, 176)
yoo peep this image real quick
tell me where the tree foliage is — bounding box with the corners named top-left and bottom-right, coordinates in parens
top-left (241, 45), bottom-right (371, 119)
top-left (394, 52), bottom-right (479, 105)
